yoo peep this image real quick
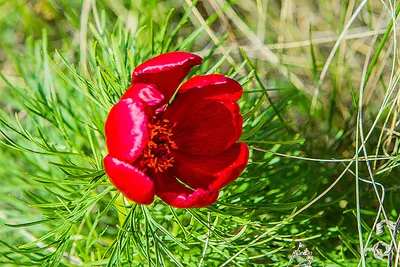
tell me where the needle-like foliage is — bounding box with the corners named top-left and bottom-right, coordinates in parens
top-left (0, 0), bottom-right (399, 266)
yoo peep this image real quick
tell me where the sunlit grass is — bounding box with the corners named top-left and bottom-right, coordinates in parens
top-left (0, 0), bottom-right (399, 266)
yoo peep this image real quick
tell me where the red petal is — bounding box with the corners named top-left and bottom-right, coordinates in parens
top-left (179, 74), bottom-right (242, 101)
top-left (132, 52), bottom-right (202, 102)
top-left (104, 155), bottom-right (155, 205)
top-left (170, 100), bottom-right (242, 155)
top-left (172, 143), bottom-right (249, 190)
top-left (154, 172), bottom-right (219, 208)
top-left (121, 83), bottom-right (164, 106)
top-left (105, 98), bottom-right (148, 163)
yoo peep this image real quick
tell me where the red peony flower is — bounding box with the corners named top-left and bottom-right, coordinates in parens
top-left (103, 52), bottom-right (249, 208)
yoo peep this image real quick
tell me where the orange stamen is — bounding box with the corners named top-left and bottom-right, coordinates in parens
top-left (139, 117), bottom-right (178, 173)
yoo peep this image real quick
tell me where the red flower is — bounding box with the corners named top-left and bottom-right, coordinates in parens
top-left (104, 52), bottom-right (249, 208)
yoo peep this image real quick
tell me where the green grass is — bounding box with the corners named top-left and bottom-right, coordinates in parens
top-left (0, 0), bottom-right (399, 266)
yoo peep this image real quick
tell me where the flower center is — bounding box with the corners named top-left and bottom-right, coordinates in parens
top-left (139, 117), bottom-right (178, 173)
